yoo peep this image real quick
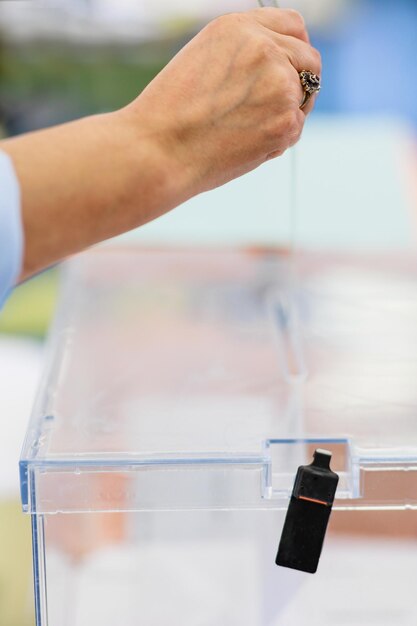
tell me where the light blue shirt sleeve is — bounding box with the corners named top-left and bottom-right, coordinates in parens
top-left (0, 150), bottom-right (23, 309)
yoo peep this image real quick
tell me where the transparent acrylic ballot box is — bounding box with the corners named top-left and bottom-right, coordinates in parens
top-left (21, 248), bottom-right (417, 626)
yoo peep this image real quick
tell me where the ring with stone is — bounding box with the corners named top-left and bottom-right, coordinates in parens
top-left (299, 70), bottom-right (321, 110)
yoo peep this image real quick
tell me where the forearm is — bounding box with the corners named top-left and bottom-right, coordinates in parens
top-left (0, 8), bottom-right (320, 284)
top-left (1, 110), bottom-right (191, 281)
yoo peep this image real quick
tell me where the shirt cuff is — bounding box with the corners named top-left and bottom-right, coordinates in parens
top-left (0, 150), bottom-right (23, 308)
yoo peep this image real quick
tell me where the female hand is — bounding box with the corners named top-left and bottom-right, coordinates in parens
top-left (126, 8), bottom-right (321, 193)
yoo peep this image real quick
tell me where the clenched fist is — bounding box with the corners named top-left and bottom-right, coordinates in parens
top-left (127, 8), bottom-right (321, 193)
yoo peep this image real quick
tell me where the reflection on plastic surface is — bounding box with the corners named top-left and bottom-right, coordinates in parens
top-left (20, 249), bottom-right (417, 513)
top-left (21, 248), bottom-right (417, 626)
top-left (42, 510), bottom-right (417, 626)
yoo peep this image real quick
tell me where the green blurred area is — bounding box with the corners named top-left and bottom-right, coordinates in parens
top-left (1, 46), bottom-right (165, 113)
top-left (0, 35), bottom-right (170, 626)
top-left (0, 501), bottom-right (34, 626)
top-left (0, 39), bottom-right (171, 338)
top-left (0, 274), bottom-right (54, 626)
top-left (0, 38), bottom-right (173, 134)
top-left (0, 269), bottom-right (59, 339)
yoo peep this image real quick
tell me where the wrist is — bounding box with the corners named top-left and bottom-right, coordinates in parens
top-left (114, 106), bottom-right (200, 223)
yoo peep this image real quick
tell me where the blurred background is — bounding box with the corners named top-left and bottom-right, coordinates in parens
top-left (1, 1), bottom-right (417, 625)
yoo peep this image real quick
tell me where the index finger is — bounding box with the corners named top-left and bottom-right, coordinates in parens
top-left (249, 8), bottom-right (310, 44)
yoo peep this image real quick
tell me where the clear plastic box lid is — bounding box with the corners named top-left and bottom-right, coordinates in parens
top-left (20, 248), bottom-right (417, 514)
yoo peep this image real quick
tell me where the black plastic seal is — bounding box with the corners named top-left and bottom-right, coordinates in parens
top-left (276, 449), bottom-right (339, 574)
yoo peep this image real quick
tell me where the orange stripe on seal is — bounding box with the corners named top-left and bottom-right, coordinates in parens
top-left (298, 496), bottom-right (329, 506)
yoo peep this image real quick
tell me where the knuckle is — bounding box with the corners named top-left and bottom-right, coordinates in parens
top-left (311, 46), bottom-right (322, 70)
top-left (281, 110), bottom-right (301, 138)
top-left (289, 117), bottom-right (304, 146)
top-left (265, 108), bottom-right (301, 150)
top-left (212, 12), bottom-right (245, 30)
top-left (275, 71), bottom-right (294, 98)
top-left (273, 65), bottom-right (297, 97)
top-left (275, 109), bottom-right (302, 147)
top-left (257, 37), bottom-right (278, 61)
top-left (266, 147), bottom-right (286, 161)
top-left (208, 13), bottom-right (231, 33)
top-left (287, 8), bottom-right (306, 29)
top-left (247, 37), bottom-right (279, 70)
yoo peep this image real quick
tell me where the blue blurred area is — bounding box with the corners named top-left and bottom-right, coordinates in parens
top-left (312, 0), bottom-right (417, 129)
